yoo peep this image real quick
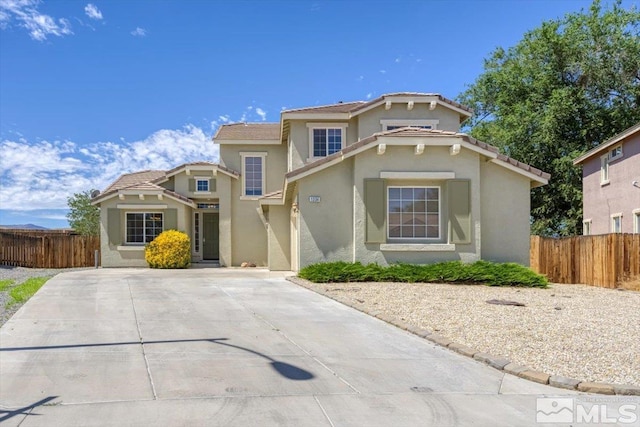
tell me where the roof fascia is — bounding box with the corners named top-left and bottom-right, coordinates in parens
top-left (215, 139), bottom-right (280, 145)
top-left (280, 112), bottom-right (351, 120)
top-left (573, 123), bottom-right (640, 165)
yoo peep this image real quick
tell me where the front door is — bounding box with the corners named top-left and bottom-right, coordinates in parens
top-left (203, 213), bottom-right (219, 260)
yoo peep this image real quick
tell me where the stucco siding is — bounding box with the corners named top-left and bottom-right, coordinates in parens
top-left (99, 195), bottom-right (191, 267)
top-left (297, 159), bottom-right (354, 268)
top-left (357, 103), bottom-right (461, 138)
top-left (267, 205), bottom-right (291, 270)
top-left (220, 143), bottom-right (287, 266)
top-left (582, 135), bottom-right (640, 234)
top-left (352, 144), bottom-right (481, 266)
top-left (480, 161), bottom-right (531, 265)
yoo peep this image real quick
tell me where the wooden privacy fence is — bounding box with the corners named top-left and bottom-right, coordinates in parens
top-left (530, 234), bottom-right (640, 288)
top-left (0, 230), bottom-right (100, 268)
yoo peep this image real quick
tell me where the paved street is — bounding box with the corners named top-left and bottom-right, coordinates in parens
top-left (0, 268), bottom-right (621, 426)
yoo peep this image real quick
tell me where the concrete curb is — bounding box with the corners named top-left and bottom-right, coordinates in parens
top-left (286, 276), bottom-right (640, 396)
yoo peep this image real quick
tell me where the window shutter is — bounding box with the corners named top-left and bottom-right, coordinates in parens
top-left (364, 178), bottom-right (386, 243)
top-left (448, 180), bottom-right (471, 244)
top-left (188, 179), bottom-right (195, 192)
top-left (164, 208), bottom-right (177, 230)
top-left (210, 178), bottom-right (217, 192)
top-left (107, 208), bottom-right (121, 245)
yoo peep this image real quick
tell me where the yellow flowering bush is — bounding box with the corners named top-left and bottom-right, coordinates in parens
top-left (145, 230), bottom-right (191, 269)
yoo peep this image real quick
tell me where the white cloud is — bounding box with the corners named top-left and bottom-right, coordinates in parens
top-left (84, 3), bottom-right (102, 20)
top-left (394, 57), bottom-right (401, 63)
top-left (379, 70), bottom-right (387, 74)
top-left (0, 125), bottom-right (218, 210)
top-left (357, 75), bottom-right (364, 81)
top-left (255, 108), bottom-right (267, 121)
top-left (130, 26), bottom-right (146, 37)
top-left (366, 93), bottom-right (372, 100)
top-left (0, 0), bottom-right (73, 40)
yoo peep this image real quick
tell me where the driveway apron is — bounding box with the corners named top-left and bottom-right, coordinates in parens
top-left (0, 268), bottom-right (602, 426)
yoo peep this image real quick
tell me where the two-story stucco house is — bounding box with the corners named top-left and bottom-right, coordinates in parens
top-left (573, 122), bottom-right (640, 235)
top-left (92, 92), bottom-right (550, 270)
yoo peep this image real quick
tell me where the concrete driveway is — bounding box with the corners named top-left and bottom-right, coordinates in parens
top-left (0, 268), bottom-right (599, 426)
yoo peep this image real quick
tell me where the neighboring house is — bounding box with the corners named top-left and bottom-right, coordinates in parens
top-left (573, 122), bottom-right (640, 235)
top-left (92, 92), bottom-right (549, 270)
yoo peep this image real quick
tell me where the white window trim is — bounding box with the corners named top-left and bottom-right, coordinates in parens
top-left (380, 119), bottom-right (439, 131)
top-left (583, 219), bottom-right (592, 236)
top-left (633, 209), bottom-right (640, 234)
top-left (600, 154), bottom-right (610, 185)
top-left (124, 211), bottom-right (164, 245)
top-left (387, 185), bottom-right (441, 241)
top-left (609, 144), bottom-right (623, 162)
top-left (306, 123), bottom-right (348, 162)
top-left (194, 176), bottom-right (211, 194)
top-left (380, 243), bottom-right (455, 252)
top-left (240, 152), bottom-right (267, 200)
top-left (611, 213), bottom-right (622, 233)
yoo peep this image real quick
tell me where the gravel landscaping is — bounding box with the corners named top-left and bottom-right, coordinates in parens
top-left (293, 279), bottom-right (640, 388)
top-left (0, 266), bottom-right (92, 326)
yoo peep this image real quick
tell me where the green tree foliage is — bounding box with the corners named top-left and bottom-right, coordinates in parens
top-left (458, 0), bottom-right (640, 236)
top-left (66, 190), bottom-right (100, 236)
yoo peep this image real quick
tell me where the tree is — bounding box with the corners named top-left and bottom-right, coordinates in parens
top-left (458, 0), bottom-right (640, 236)
top-left (66, 190), bottom-right (100, 236)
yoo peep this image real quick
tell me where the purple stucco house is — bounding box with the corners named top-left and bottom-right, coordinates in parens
top-left (574, 122), bottom-right (640, 235)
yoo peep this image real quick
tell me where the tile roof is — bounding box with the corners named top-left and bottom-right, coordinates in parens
top-left (214, 122), bottom-right (281, 140)
top-left (282, 92), bottom-right (472, 115)
top-left (94, 162), bottom-right (240, 204)
top-left (102, 170), bottom-right (166, 194)
top-left (286, 127), bottom-right (550, 182)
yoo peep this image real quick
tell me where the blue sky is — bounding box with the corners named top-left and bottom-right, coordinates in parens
top-left (0, 0), bottom-right (635, 228)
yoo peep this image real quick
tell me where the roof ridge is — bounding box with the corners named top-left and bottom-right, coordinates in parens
top-left (283, 100), bottom-right (366, 113)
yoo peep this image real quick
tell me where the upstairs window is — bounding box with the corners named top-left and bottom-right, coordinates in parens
top-left (601, 155), bottom-right (610, 184)
top-left (609, 145), bottom-right (623, 161)
top-left (381, 119), bottom-right (439, 131)
top-left (313, 128), bottom-right (342, 157)
top-left (241, 152), bottom-right (266, 198)
top-left (196, 179), bottom-right (209, 192)
top-left (307, 123), bottom-right (348, 160)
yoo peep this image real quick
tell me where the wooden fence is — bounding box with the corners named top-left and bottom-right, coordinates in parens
top-left (530, 234), bottom-right (640, 288)
top-left (0, 230), bottom-right (100, 268)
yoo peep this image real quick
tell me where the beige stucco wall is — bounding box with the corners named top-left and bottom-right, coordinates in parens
top-left (219, 143), bottom-right (288, 266)
top-left (297, 158), bottom-right (355, 267)
top-left (357, 103), bottom-right (462, 138)
top-left (99, 195), bottom-right (191, 267)
top-left (266, 205), bottom-right (291, 270)
top-left (288, 118), bottom-right (357, 171)
top-left (480, 161), bottom-right (531, 265)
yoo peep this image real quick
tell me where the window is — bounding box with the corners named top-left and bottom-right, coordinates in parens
top-left (196, 179), bottom-right (209, 192)
top-left (241, 152), bottom-right (266, 197)
top-left (634, 210), bottom-right (640, 234)
top-left (609, 145), bottom-right (623, 161)
top-left (583, 220), bottom-right (592, 236)
top-left (381, 119), bottom-right (439, 131)
top-left (194, 213), bottom-right (200, 253)
top-left (126, 213), bottom-right (163, 243)
top-left (611, 214), bottom-right (622, 233)
top-left (601, 155), bottom-right (609, 184)
top-left (313, 128), bottom-right (342, 157)
top-left (307, 123), bottom-right (347, 160)
top-left (388, 186), bottom-right (440, 239)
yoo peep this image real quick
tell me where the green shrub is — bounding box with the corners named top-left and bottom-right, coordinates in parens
top-left (298, 260), bottom-right (548, 288)
top-left (145, 230), bottom-right (191, 269)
